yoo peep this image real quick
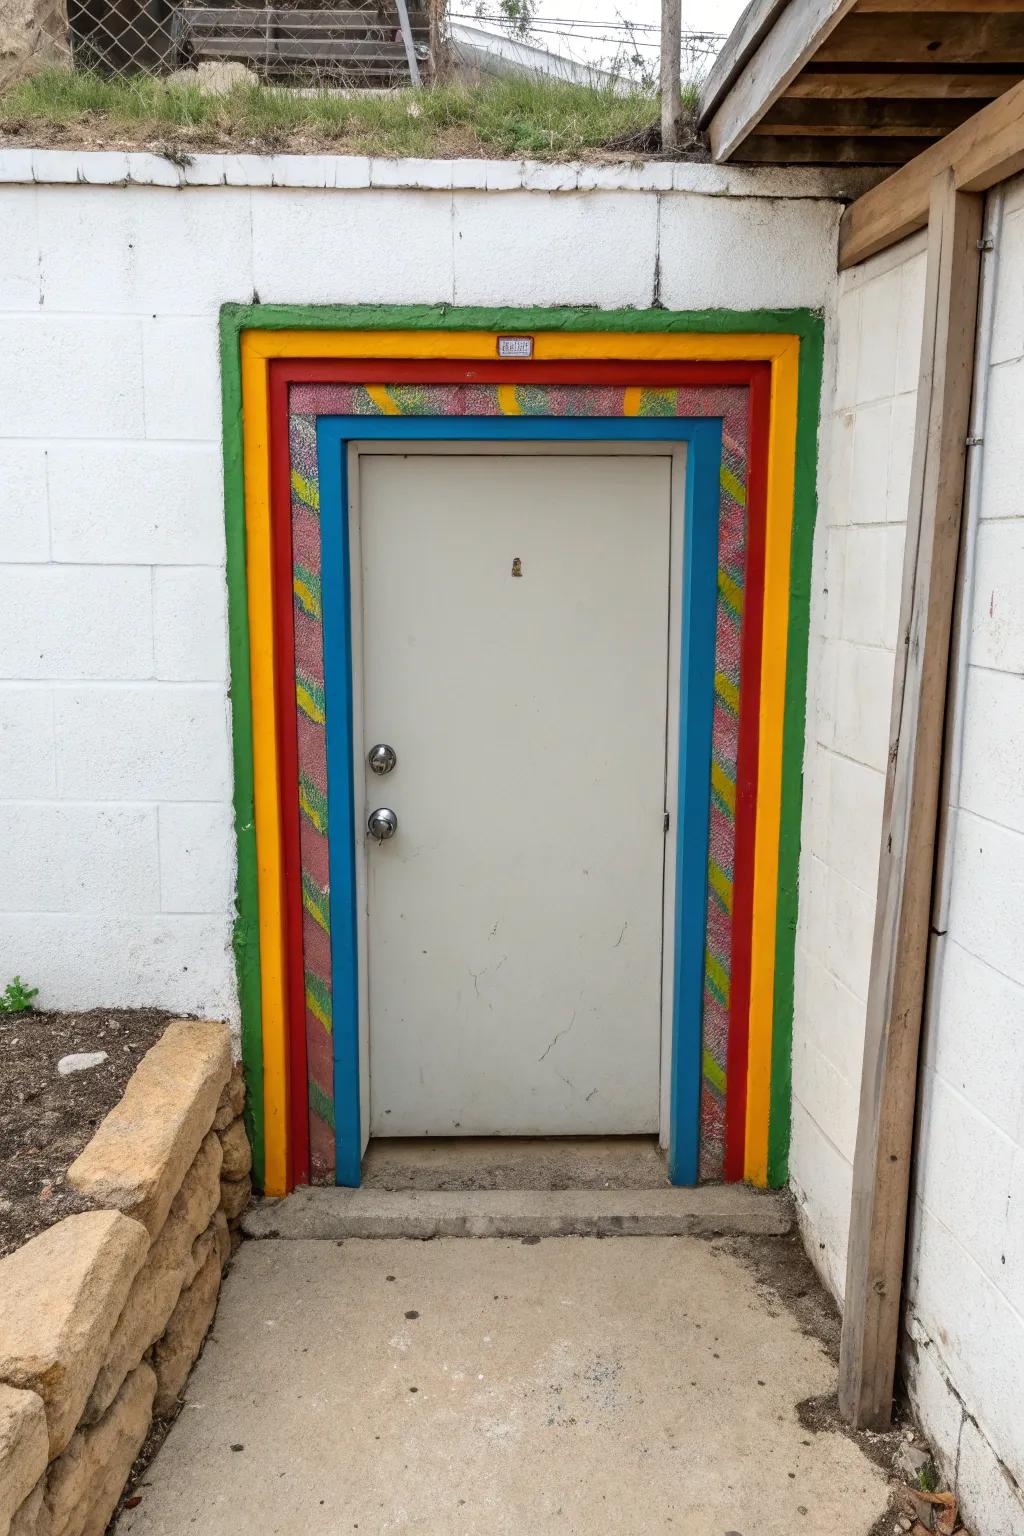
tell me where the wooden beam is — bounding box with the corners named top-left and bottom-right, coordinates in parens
top-left (785, 70), bottom-right (1019, 99)
top-left (857, 0), bottom-right (1024, 11)
top-left (818, 13), bottom-right (1024, 64)
top-left (706, 0), bottom-right (860, 162)
top-left (736, 132), bottom-right (935, 162)
top-left (839, 75), bottom-right (1024, 264)
top-left (661, 0), bottom-right (683, 152)
top-left (698, 0), bottom-right (790, 126)
top-left (838, 170), bottom-right (983, 1433)
top-left (760, 96), bottom-right (977, 134)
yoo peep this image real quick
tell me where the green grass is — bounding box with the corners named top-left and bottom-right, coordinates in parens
top-left (0, 70), bottom-right (701, 159)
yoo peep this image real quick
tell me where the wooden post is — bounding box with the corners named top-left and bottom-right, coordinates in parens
top-left (838, 169), bottom-right (984, 1430)
top-left (661, 0), bottom-right (682, 152)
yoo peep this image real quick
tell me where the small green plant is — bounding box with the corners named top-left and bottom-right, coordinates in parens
top-left (916, 1462), bottom-right (939, 1493)
top-left (0, 976), bottom-right (39, 1014)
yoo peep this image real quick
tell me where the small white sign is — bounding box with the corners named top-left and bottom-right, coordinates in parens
top-left (497, 335), bottom-right (534, 359)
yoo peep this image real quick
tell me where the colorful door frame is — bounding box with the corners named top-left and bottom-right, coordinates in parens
top-left (219, 306), bottom-right (824, 1199)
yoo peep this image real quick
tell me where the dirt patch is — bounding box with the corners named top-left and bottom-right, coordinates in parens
top-left (0, 1007), bottom-right (174, 1257)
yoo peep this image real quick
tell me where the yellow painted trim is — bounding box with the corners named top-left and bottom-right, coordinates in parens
top-left (744, 338), bottom-right (799, 1185)
top-left (240, 326), bottom-right (800, 1194)
top-left (241, 344), bottom-right (290, 1198)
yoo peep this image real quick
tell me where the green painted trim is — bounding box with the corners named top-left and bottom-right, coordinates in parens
top-left (219, 308), bottom-right (265, 1192)
top-left (219, 301), bottom-right (822, 340)
top-left (767, 314), bottom-right (823, 1188)
top-left (220, 299), bottom-right (821, 1193)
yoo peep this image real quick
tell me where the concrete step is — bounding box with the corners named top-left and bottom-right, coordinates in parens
top-left (360, 1135), bottom-right (670, 1191)
top-left (242, 1185), bottom-right (792, 1241)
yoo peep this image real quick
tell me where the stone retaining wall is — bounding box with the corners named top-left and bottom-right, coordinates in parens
top-left (0, 1020), bottom-right (251, 1536)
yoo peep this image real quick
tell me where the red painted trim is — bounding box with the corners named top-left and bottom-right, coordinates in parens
top-left (269, 365), bottom-right (310, 1189)
top-left (724, 364), bottom-right (770, 1182)
top-left (267, 354), bottom-right (772, 1189)
top-left (273, 359), bottom-right (761, 387)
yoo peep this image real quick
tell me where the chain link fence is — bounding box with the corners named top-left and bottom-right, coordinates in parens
top-left (1, 0), bottom-right (438, 91)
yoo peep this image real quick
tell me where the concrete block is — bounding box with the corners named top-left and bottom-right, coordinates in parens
top-left (252, 188), bottom-right (454, 305)
top-left (848, 399), bottom-right (892, 525)
top-left (824, 410), bottom-right (854, 529)
top-left (0, 444), bottom-right (49, 562)
top-left (915, 1071), bottom-right (1015, 1291)
top-left (840, 523), bottom-right (905, 649)
top-left (0, 686), bottom-right (54, 798)
top-left (812, 632), bottom-right (838, 748)
top-left (0, 565), bottom-right (154, 681)
top-left (886, 390), bottom-right (916, 523)
top-left (0, 802), bottom-right (159, 914)
top-left (894, 249), bottom-right (927, 396)
top-left (833, 287), bottom-right (860, 412)
top-left (37, 186), bottom-right (253, 314)
top-left (825, 752), bottom-right (884, 894)
top-left (791, 1034), bottom-right (858, 1164)
top-left (978, 357), bottom-right (1024, 519)
top-left (788, 1103), bottom-right (852, 1303)
top-left (142, 319), bottom-right (222, 442)
top-left (855, 266), bottom-right (901, 405)
top-left (0, 317), bottom-right (144, 439)
top-left (241, 1184), bottom-right (793, 1241)
top-left (0, 912), bottom-right (237, 1019)
top-left (54, 684), bottom-right (232, 801)
top-left (794, 945), bottom-right (867, 1090)
top-left (955, 1415), bottom-right (1024, 1536)
top-left (0, 188), bottom-right (40, 309)
top-left (68, 1018), bottom-right (232, 1241)
top-left (153, 567), bottom-right (229, 682)
top-left (158, 802), bottom-right (235, 914)
top-left (0, 1211), bottom-right (148, 1456)
top-left (795, 849), bottom-right (829, 963)
top-left (970, 518), bottom-right (1024, 674)
top-left (959, 666), bottom-right (1024, 835)
top-left (0, 1384), bottom-right (48, 1533)
top-left (947, 812), bottom-right (1024, 987)
top-left (824, 864), bottom-right (875, 1002)
top-left (454, 191), bottom-right (657, 309)
top-left (927, 939), bottom-right (1024, 1146)
top-left (990, 201), bottom-right (1024, 368)
top-left (800, 743), bottom-right (831, 861)
top-left (832, 640), bottom-right (895, 775)
top-left (49, 443), bottom-right (224, 565)
top-left (659, 193), bottom-right (838, 312)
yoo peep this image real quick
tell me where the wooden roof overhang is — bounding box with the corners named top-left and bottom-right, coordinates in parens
top-left (699, 0), bottom-right (1024, 168)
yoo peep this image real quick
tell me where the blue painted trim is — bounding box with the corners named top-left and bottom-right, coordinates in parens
top-left (316, 415), bottom-right (721, 1187)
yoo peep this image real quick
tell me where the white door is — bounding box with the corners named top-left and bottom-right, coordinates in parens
top-left (357, 447), bottom-right (674, 1136)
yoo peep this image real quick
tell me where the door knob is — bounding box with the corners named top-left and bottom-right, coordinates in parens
top-left (368, 743), bottom-right (397, 775)
top-left (368, 807), bottom-right (398, 843)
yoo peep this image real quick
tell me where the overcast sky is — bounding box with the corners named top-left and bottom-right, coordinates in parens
top-left (454, 1), bottom-right (750, 73)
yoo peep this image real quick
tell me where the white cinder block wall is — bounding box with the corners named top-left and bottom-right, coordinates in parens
top-left (0, 152), bottom-right (845, 1021)
top-left (792, 229), bottom-right (926, 1297)
top-left (796, 188), bottom-right (1024, 1536)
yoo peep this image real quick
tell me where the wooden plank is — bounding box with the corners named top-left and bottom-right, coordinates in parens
top-left (818, 14), bottom-right (1024, 63)
top-left (736, 132), bottom-right (933, 161)
top-left (661, 0), bottom-right (683, 151)
top-left (839, 76), bottom-right (1024, 264)
top-left (706, 0), bottom-right (860, 161)
top-left (838, 170), bottom-right (983, 1431)
top-left (857, 0), bottom-right (1024, 10)
top-left (760, 96), bottom-right (977, 133)
top-left (786, 69), bottom-right (1019, 98)
top-left (698, 0), bottom-right (790, 126)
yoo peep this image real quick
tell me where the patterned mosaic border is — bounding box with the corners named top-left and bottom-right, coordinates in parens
top-left (287, 382), bottom-right (750, 1183)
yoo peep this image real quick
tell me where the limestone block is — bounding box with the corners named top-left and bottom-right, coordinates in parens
top-left (42, 1363), bottom-right (155, 1536)
top-left (84, 1133), bottom-right (222, 1423)
top-left (0, 1384), bottom-right (48, 1531)
top-left (211, 1209), bottom-right (231, 1269)
top-left (0, 1212), bottom-right (148, 1457)
top-left (218, 1118), bottom-right (252, 1182)
top-left (212, 1064), bottom-right (245, 1132)
top-left (219, 1174), bottom-right (251, 1223)
top-left (151, 1248), bottom-right (221, 1418)
top-left (67, 1019), bottom-right (231, 1240)
top-left (8, 1475), bottom-right (44, 1536)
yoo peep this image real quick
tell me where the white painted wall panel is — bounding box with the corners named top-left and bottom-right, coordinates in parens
top-left (0, 161), bottom-right (842, 1031)
top-left (796, 182), bottom-right (1024, 1536)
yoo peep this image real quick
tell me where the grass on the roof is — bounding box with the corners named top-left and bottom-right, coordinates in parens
top-left (0, 70), bottom-right (702, 159)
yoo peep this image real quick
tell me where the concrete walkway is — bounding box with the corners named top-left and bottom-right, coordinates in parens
top-left (118, 1235), bottom-right (892, 1536)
